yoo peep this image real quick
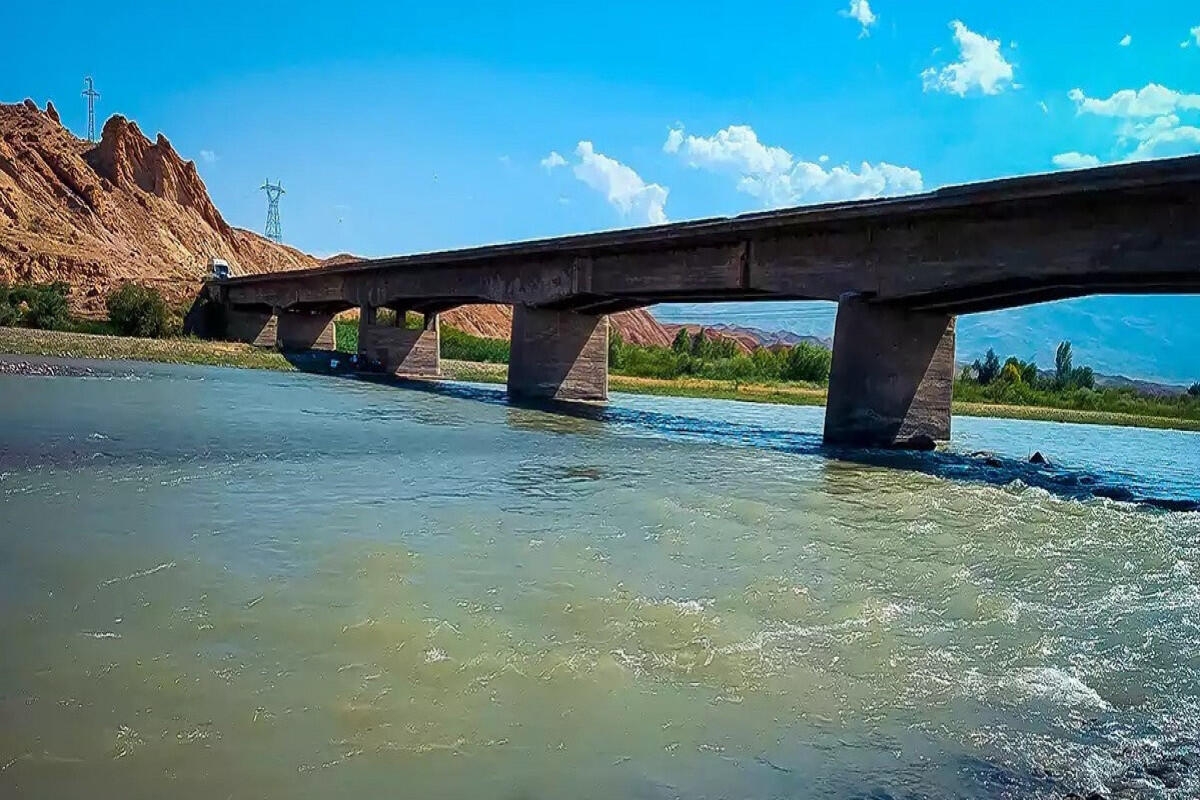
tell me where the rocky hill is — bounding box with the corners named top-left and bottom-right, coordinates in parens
top-left (0, 100), bottom-right (314, 314)
top-left (0, 100), bottom-right (669, 345)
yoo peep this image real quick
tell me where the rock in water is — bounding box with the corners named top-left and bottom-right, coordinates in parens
top-left (1029, 451), bottom-right (1050, 465)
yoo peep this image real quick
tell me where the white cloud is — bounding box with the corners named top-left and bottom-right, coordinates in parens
top-left (572, 141), bottom-right (669, 225)
top-left (1068, 83), bottom-right (1200, 118)
top-left (922, 20), bottom-right (1016, 96)
top-left (664, 124), bottom-right (922, 208)
top-left (1052, 152), bottom-right (1100, 170)
top-left (1039, 101), bottom-right (1050, 114)
top-left (840, 0), bottom-right (876, 37)
top-left (1123, 115), bottom-right (1200, 161)
top-left (1182, 25), bottom-right (1199, 47)
top-left (1119, 34), bottom-right (1132, 47)
top-left (1062, 81), bottom-right (1200, 163)
top-left (540, 151), bottom-right (567, 171)
top-left (198, 149), bottom-right (217, 164)
top-left (498, 154), bottom-right (512, 167)
top-left (663, 127), bottom-right (684, 154)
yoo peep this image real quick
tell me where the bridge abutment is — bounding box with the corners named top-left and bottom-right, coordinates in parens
top-left (276, 309), bottom-right (337, 351)
top-left (823, 295), bottom-right (956, 449)
top-left (357, 306), bottom-right (440, 376)
top-left (507, 306), bottom-right (608, 401)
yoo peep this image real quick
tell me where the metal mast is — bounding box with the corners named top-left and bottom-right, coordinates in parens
top-left (261, 180), bottom-right (285, 243)
top-left (81, 77), bottom-right (100, 142)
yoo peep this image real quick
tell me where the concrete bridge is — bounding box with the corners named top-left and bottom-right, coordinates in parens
top-left (188, 155), bottom-right (1200, 449)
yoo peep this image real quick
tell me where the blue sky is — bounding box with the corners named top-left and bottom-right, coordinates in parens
top-left (4, 2), bottom-right (1200, 380)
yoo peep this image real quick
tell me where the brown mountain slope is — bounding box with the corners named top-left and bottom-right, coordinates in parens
top-left (0, 100), bottom-right (670, 345)
top-left (0, 100), bottom-right (314, 313)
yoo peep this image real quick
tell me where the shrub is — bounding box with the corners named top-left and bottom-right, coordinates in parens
top-left (106, 283), bottom-right (173, 338)
top-left (781, 342), bottom-right (832, 383)
top-left (3, 281), bottom-right (72, 330)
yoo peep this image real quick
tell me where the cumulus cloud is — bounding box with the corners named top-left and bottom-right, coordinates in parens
top-left (1119, 34), bottom-right (1132, 47)
top-left (664, 124), bottom-right (922, 208)
top-left (1123, 115), bottom-right (1200, 161)
top-left (1062, 82), bottom-right (1200, 162)
top-left (841, 0), bottom-right (876, 37)
top-left (1184, 26), bottom-right (1199, 47)
top-left (1051, 152), bottom-right (1100, 170)
top-left (1068, 83), bottom-right (1200, 117)
top-left (540, 151), bottom-right (567, 171)
top-left (571, 141), bottom-right (668, 225)
top-left (922, 20), bottom-right (1016, 96)
top-left (198, 149), bottom-right (217, 164)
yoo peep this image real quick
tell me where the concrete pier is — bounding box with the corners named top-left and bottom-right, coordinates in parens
top-left (358, 307), bottom-right (440, 376)
top-left (276, 309), bottom-right (337, 351)
top-left (507, 306), bottom-right (608, 401)
top-left (823, 295), bottom-right (956, 449)
top-left (225, 307), bottom-right (278, 348)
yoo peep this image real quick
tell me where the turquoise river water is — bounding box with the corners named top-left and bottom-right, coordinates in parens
top-left (1, 360), bottom-right (1198, 799)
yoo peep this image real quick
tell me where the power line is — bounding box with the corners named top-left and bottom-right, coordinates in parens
top-left (81, 76), bottom-right (100, 142)
top-left (261, 179), bottom-right (285, 243)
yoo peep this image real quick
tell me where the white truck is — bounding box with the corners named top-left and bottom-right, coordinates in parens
top-left (208, 257), bottom-right (231, 281)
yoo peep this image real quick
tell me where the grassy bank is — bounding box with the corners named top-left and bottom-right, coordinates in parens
top-left (4, 327), bottom-right (1199, 433)
top-left (436, 360), bottom-right (1200, 431)
top-left (0, 326), bottom-right (294, 370)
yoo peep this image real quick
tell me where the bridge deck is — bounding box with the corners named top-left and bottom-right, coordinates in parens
top-left (217, 155), bottom-right (1200, 315)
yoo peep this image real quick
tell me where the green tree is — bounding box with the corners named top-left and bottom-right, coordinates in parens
top-left (1190, 382), bottom-right (1200, 397)
top-left (106, 283), bottom-right (173, 338)
top-left (1069, 365), bottom-right (1095, 390)
top-left (21, 282), bottom-right (71, 330)
top-left (782, 342), bottom-right (832, 383)
top-left (690, 329), bottom-right (710, 358)
top-left (1020, 360), bottom-right (1039, 386)
top-left (608, 329), bottom-right (624, 370)
top-left (973, 348), bottom-right (1002, 385)
top-left (1055, 341), bottom-right (1073, 386)
top-left (1000, 361), bottom-right (1024, 383)
top-left (671, 327), bottom-right (691, 354)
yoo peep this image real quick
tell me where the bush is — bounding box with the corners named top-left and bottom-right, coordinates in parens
top-left (781, 341), bottom-right (832, 383)
top-left (106, 283), bottom-right (173, 338)
top-left (0, 281), bottom-right (72, 330)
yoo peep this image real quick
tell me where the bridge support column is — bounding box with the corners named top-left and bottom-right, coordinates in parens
top-left (508, 306), bottom-right (608, 401)
top-left (225, 307), bottom-right (278, 348)
top-left (357, 305), bottom-right (440, 376)
top-left (823, 295), bottom-right (955, 450)
top-left (276, 309), bottom-right (337, 351)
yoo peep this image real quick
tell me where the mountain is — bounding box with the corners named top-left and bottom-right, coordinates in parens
top-left (654, 298), bottom-right (1200, 386)
top-left (0, 100), bottom-right (669, 346)
top-left (0, 99), bottom-right (313, 313)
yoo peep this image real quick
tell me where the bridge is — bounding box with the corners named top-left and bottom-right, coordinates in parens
top-left (187, 155), bottom-right (1200, 449)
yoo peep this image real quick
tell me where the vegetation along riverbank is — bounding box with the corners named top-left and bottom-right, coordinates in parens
top-left (3, 280), bottom-right (1200, 433)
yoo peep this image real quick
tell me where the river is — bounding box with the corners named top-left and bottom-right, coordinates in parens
top-left (1, 360), bottom-right (1198, 799)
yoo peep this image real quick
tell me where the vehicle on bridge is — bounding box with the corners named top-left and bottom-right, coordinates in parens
top-left (208, 257), bottom-right (231, 281)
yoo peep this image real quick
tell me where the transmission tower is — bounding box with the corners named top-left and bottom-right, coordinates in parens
top-left (81, 76), bottom-right (100, 142)
top-left (261, 180), bottom-right (285, 242)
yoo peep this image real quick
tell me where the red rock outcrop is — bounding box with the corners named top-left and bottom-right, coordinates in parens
top-left (0, 100), bottom-right (672, 346)
top-left (0, 101), bottom-right (313, 313)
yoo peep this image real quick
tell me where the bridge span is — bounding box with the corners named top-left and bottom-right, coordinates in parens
top-left (187, 155), bottom-right (1200, 449)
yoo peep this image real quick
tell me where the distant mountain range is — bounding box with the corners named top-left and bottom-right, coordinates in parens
top-left (654, 298), bottom-right (1200, 390)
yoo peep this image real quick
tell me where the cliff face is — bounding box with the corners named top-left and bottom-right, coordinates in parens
top-left (0, 100), bottom-right (314, 313)
top-left (0, 100), bottom-right (671, 345)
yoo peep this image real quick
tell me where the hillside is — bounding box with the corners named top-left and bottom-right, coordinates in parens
top-left (0, 100), bottom-right (314, 314)
top-left (0, 100), bottom-right (669, 345)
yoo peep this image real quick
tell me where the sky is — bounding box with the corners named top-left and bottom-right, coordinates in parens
top-left (4, 1), bottom-right (1200, 381)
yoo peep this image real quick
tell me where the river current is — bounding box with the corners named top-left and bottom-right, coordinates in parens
top-left (1, 361), bottom-right (1198, 799)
